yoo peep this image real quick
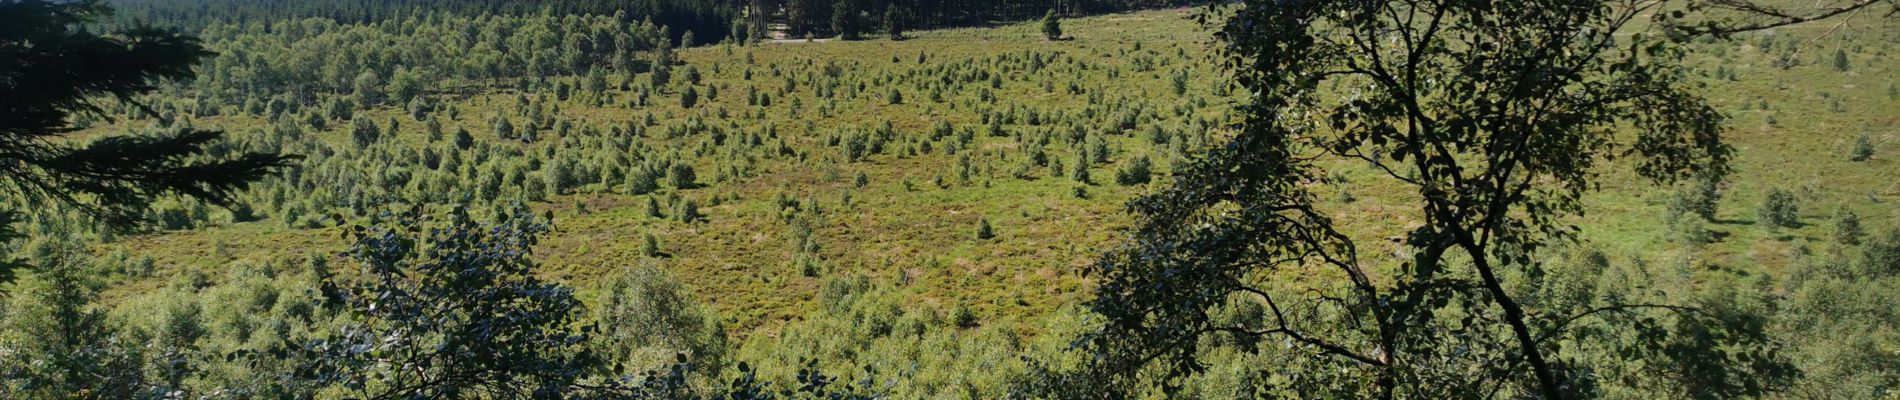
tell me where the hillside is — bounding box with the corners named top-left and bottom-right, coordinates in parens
top-left (8, 2), bottom-right (1900, 397)
top-left (100, 8), bottom-right (1233, 336)
top-left (99, 5), bottom-right (1900, 336)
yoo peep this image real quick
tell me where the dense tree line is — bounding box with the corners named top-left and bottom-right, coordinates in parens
top-left (758, 0), bottom-right (1211, 39)
top-left (106, 0), bottom-right (739, 46)
top-left (107, 0), bottom-right (1211, 46)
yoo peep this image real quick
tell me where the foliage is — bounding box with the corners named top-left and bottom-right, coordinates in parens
top-left (1074, 0), bottom-right (1851, 397)
top-left (1041, 9), bottom-right (1063, 40)
top-left (832, 0), bottom-right (862, 40)
top-left (591, 266), bottom-right (728, 378)
top-left (1759, 188), bottom-right (1802, 230)
top-left (0, 0), bottom-right (291, 226)
top-left (0, 210), bottom-right (23, 285)
top-left (1834, 207), bottom-right (1864, 245)
top-left (1863, 229), bottom-right (1900, 277)
top-left (1684, 170), bottom-right (1726, 221)
top-left (10, 3), bottom-right (1899, 398)
top-left (0, 244), bottom-right (153, 397)
top-left (106, 0), bottom-right (739, 46)
top-left (297, 205), bottom-right (598, 398)
top-left (1112, 155), bottom-right (1153, 186)
top-left (1851, 133), bottom-right (1875, 161)
top-left (885, 6), bottom-right (905, 40)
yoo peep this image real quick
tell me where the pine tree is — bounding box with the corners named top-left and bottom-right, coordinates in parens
top-left (642, 233), bottom-right (662, 257)
top-left (0, 1), bottom-right (290, 228)
top-left (1041, 9), bottom-right (1063, 41)
top-left (1851, 133), bottom-right (1874, 161)
top-left (884, 6), bottom-right (904, 40)
top-left (454, 126), bottom-right (475, 150)
top-left (351, 118), bottom-right (382, 147)
top-left (496, 118), bottom-right (517, 139)
top-left (676, 198), bottom-right (702, 223)
top-left (832, 0), bottom-right (861, 40)
top-left (669, 162), bottom-right (698, 189)
top-left (0, 248), bottom-right (147, 397)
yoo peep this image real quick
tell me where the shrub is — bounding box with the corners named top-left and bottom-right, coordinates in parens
top-left (525, 173), bottom-right (550, 202)
top-left (975, 217), bottom-right (995, 240)
top-left (453, 126), bottom-right (475, 149)
top-left (952, 304), bottom-right (979, 329)
top-left (1833, 207), bottom-right (1863, 245)
top-left (668, 163), bottom-right (697, 190)
top-left (1686, 171), bottom-right (1723, 220)
top-left (495, 118), bottom-right (516, 140)
top-left (1114, 156), bottom-right (1153, 186)
top-left (1850, 133), bottom-right (1874, 162)
top-left (591, 266), bottom-right (727, 374)
top-left (350, 118), bottom-right (381, 147)
top-left (676, 199), bottom-right (701, 223)
top-left (1862, 229), bottom-right (1900, 276)
top-left (1758, 188), bottom-right (1800, 229)
top-left (625, 169), bottom-right (659, 195)
top-left (842, 132), bottom-right (869, 162)
top-left (1671, 212), bottom-right (1716, 245)
top-left (645, 197), bottom-right (664, 219)
top-left (641, 233), bottom-right (662, 257)
top-left (1040, 9), bottom-right (1062, 40)
top-left (1071, 157), bottom-right (1091, 184)
top-left (799, 256), bottom-right (821, 278)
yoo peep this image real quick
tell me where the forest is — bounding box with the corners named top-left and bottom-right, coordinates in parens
top-left (3, 0), bottom-right (1899, 398)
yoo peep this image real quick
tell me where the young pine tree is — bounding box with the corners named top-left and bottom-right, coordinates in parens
top-left (0, 247), bottom-right (148, 398)
top-left (1851, 133), bottom-right (1874, 162)
top-left (681, 86), bottom-right (700, 109)
top-left (1041, 9), bottom-right (1063, 41)
top-left (1758, 188), bottom-right (1801, 230)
